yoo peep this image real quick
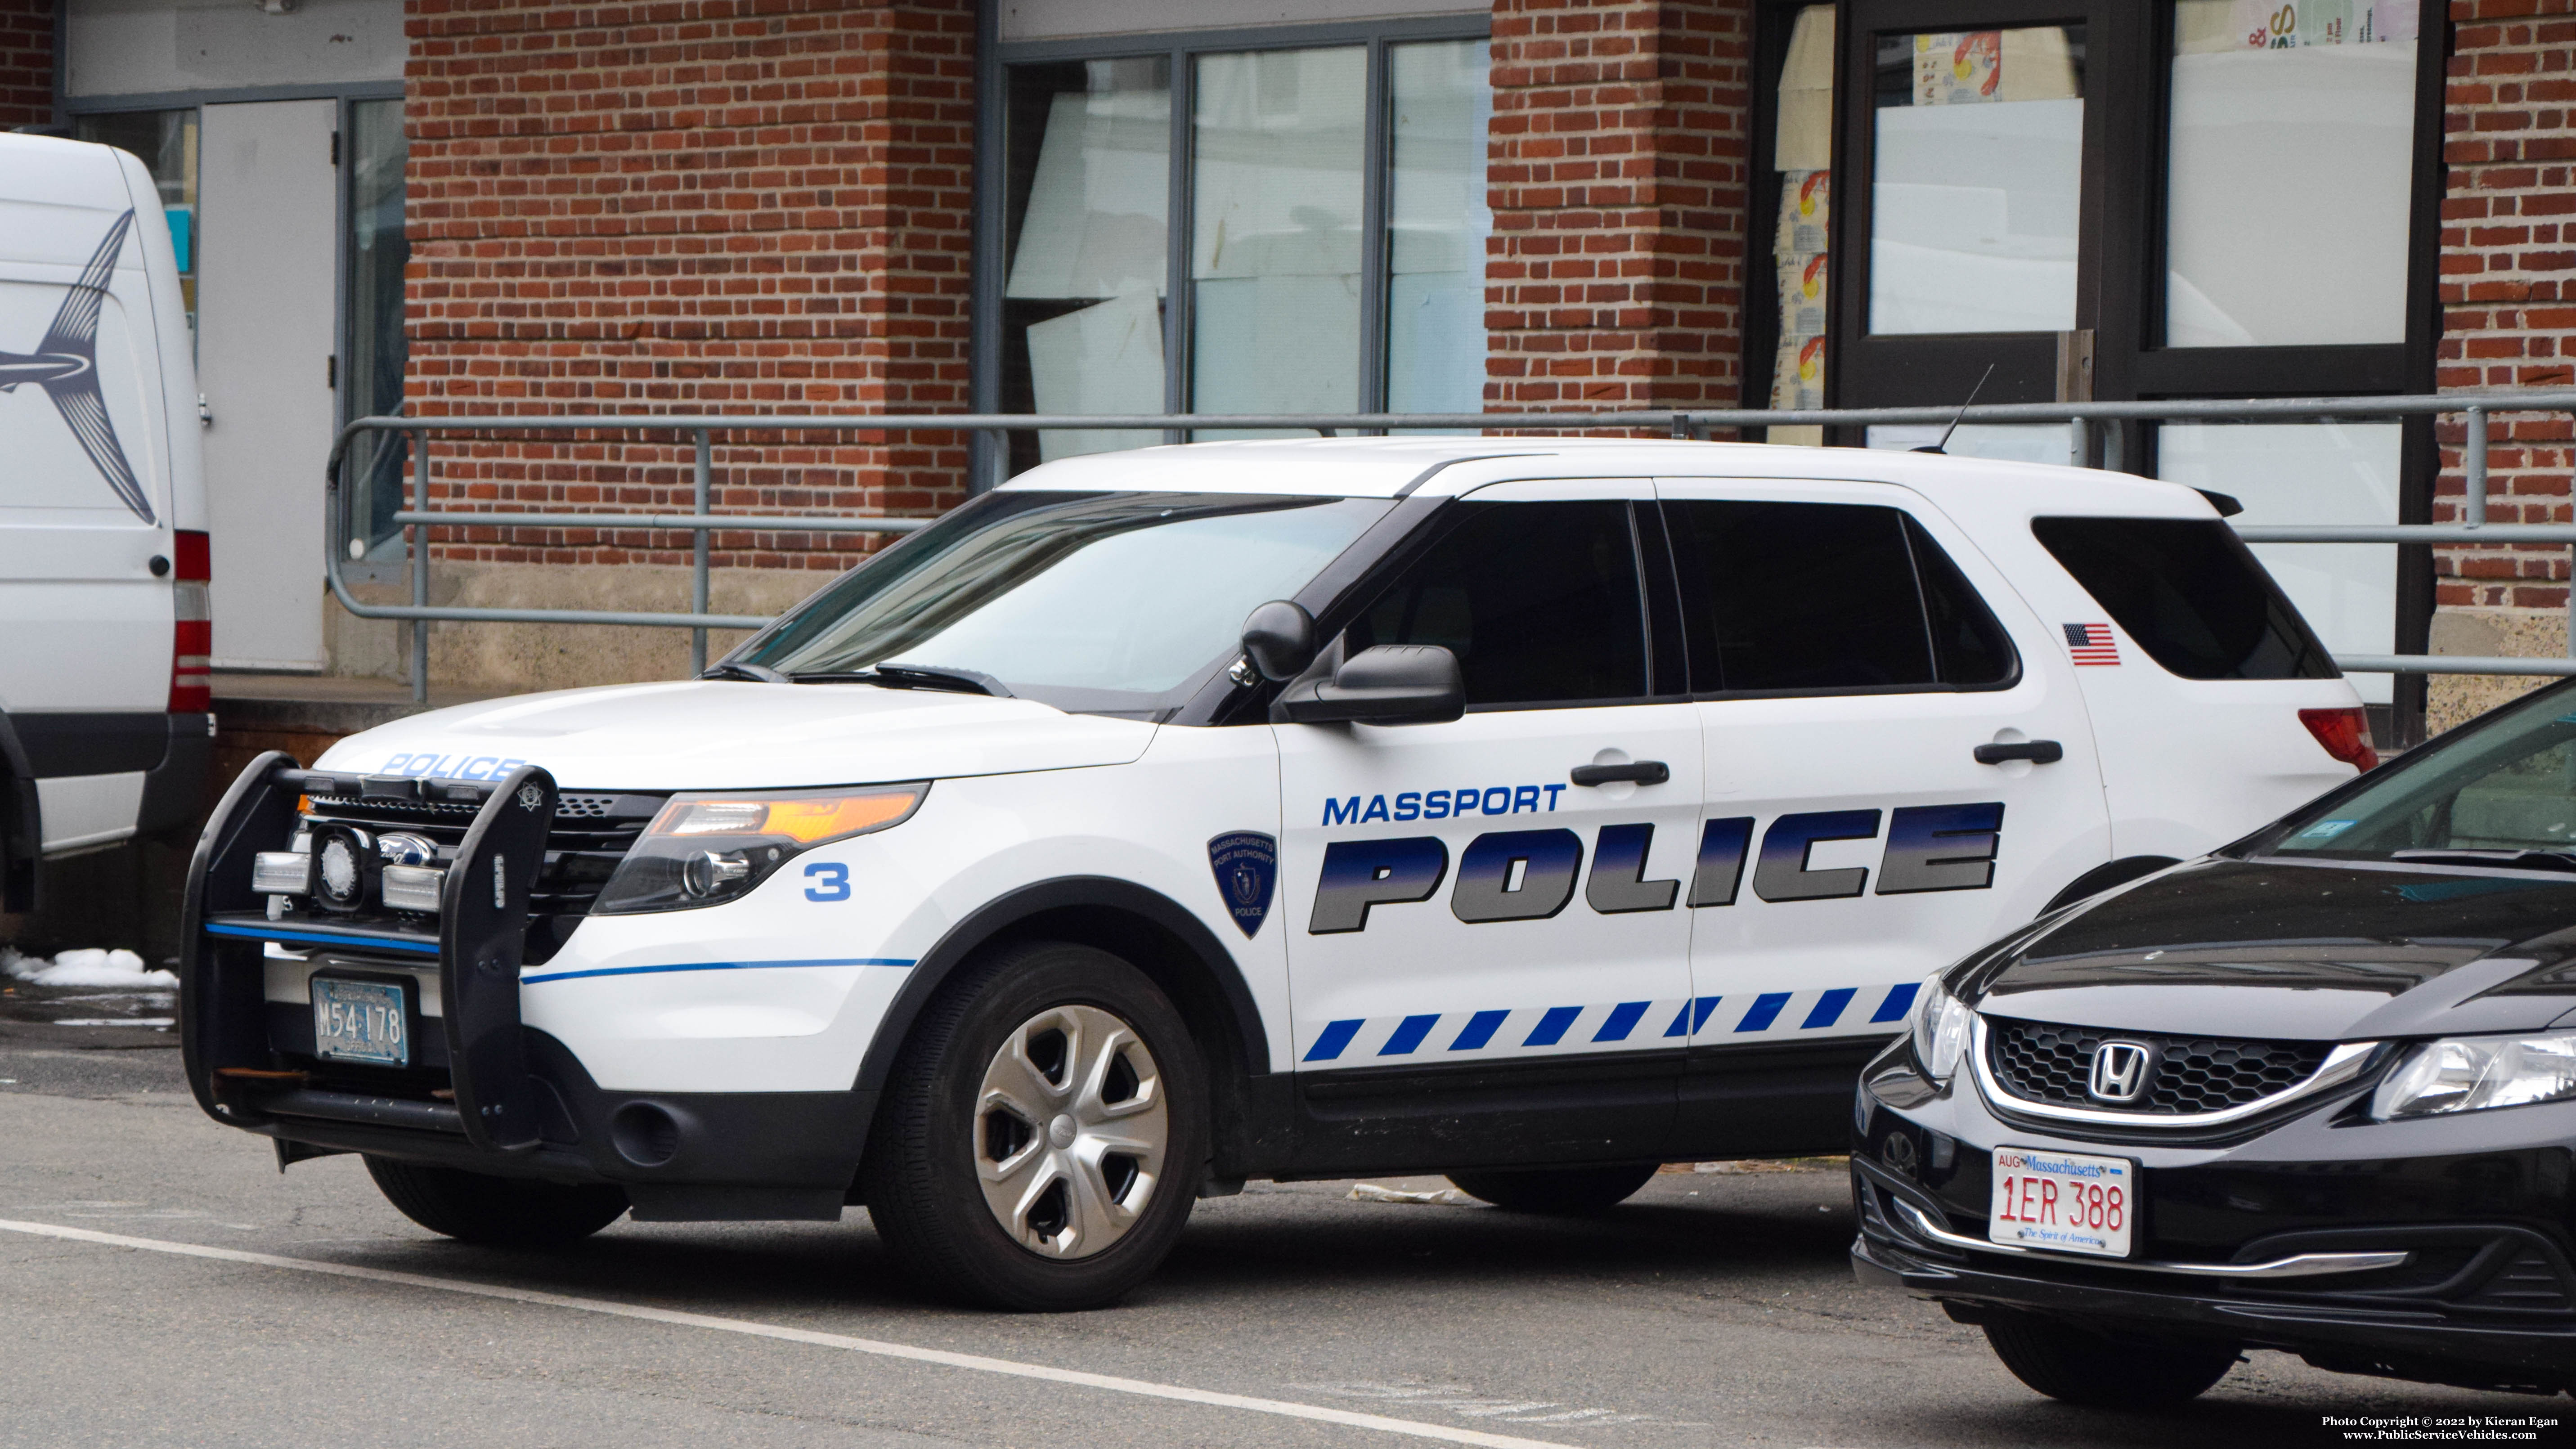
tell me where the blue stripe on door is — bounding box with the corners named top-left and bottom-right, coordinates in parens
top-left (1735, 992), bottom-right (1793, 1032)
top-left (1379, 1014), bottom-right (1441, 1056)
top-left (1801, 987), bottom-right (1857, 1029)
top-left (1305, 1019), bottom-right (1364, 1062)
top-left (1450, 1009), bottom-right (1510, 1051)
top-left (1593, 1000), bottom-right (1651, 1042)
top-left (1524, 1005), bottom-right (1584, 1046)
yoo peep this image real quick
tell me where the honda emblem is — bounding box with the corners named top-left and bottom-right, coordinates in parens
top-left (2087, 1041), bottom-right (2154, 1104)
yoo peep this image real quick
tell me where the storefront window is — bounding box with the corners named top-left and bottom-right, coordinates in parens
top-left (75, 109), bottom-right (197, 344)
top-left (2165, 0), bottom-right (2419, 347)
top-left (1001, 58), bottom-right (1172, 465)
top-left (1190, 47), bottom-right (1369, 431)
top-left (346, 99), bottom-right (411, 560)
top-left (994, 29), bottom-right (1490, 468)
top-left (1867, 25), bottom-right (2085, 335)
top-left (1387, 38), bottom-right (1492, 414)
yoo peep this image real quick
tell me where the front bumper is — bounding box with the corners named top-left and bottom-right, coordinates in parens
top-left (179, 754), bottom-right (876, 1221)
top-left (1851, 1040), bottom-right (2576, 1393)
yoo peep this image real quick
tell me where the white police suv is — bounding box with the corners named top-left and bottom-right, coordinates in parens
top-left (182, 438), bottom-right (2378, 1310)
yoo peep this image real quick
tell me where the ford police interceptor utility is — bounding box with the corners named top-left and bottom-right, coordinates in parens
top-left (180, 438), bottom-right (2377, 1310)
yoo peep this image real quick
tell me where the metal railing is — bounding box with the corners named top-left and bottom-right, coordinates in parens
top-left (323, 389), bottom-right (2576, 703)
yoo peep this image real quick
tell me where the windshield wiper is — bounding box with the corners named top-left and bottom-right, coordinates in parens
top-left (2390, 848), bottom-right (2576, 874)
top-left (700, 660), bottom-right (789, 683)
top-left (790, 664), bottom-right (1014, 698)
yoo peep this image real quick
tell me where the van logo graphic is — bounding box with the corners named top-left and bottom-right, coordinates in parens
top-left (0, 211), bottom-right (152, 522)
top-left (2088, 1040), bottom-right (2155, 1103)
top-left (1206, 831), bottom-right (1278, 939)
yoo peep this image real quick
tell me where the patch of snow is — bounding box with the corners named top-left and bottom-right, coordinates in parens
top-left (1, 947), bottom-right (178, 989)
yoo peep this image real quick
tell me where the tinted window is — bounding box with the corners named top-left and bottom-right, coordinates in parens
top-left (2033, 517), bottom-right (2338, 681)
top-left (1665, 500), bottom-right (2016, 694)
top-left (1347, 500), bottom-right (1647, 708)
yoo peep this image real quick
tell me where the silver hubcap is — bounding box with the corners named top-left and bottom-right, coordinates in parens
top-left (975, 1004), bottom-right (1168, 1259)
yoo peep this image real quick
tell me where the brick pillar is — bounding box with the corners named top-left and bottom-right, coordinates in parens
top-left (1485, 0), bottom-right (1751, 422)
top-left (0, 0), bottom-right (52, 128)
top-left (2430, 0), bottom-right (2576, 726)
top-left (399, 0), bottom-right (975, 687)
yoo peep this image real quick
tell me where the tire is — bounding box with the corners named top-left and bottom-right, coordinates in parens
top-left (859, 939), bottom-right (1209, 1311)
top-left (364, 1157), bottom-right (629, 1247)
top-left (1445, 1162), bottom-right (1659, 1215)
top-left (1983, 1317), bottom-right (2239, 1408)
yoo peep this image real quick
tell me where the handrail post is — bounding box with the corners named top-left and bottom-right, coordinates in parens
top-left (2069, 416), bottom-right (2089, 469)
top-left (411, 426), bottom-right (430, 704)
top-left (691, 427), bottom-right (712, 676)
top-left (2465, 404), bottom-right (2489, 527)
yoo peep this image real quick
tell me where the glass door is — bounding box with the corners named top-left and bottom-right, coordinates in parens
top-left (1829, 0), bottom-right (2132, 428)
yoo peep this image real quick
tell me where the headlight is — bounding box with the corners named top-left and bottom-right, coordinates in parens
top-left (1910, 976), bottom-right (1972, 1083)
top-left (589, 784), bottom-right (926, 915)
top-left (2370, 1031), bottom-right (2576, 1120)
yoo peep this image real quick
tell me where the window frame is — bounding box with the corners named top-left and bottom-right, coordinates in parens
top-left (970, 13), bottom-right (1493, 487)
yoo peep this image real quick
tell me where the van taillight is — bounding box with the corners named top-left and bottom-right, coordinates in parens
top-left (169, 529), bottom-right (211, 713)
top-left (2299, 707), bottom-right (2377, 772)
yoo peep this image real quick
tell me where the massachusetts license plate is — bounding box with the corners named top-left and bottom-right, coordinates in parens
top-left (1990, 1146), bottom-right (2135, 1258)
top-left (313, 978), bottom-right (409, 1066)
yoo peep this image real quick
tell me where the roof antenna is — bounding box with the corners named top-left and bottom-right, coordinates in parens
top-left (1912, 363), bottom-right (1997, 455)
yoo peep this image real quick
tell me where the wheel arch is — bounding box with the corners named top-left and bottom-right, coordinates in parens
top-left (853, 876), bottom-right (1275, 1122)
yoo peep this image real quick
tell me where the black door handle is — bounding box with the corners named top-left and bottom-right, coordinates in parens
top-left (1571, 761), bottom-right (1671, 787)
top-left (1973, 740), bottom-right (2064, 766)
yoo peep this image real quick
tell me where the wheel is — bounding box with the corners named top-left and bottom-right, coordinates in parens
top-left (859, 940), bottom-right (1208, 1311)
top-left (1445, 1162), bottom-right (1659, 1214)
top-left (1983, 1317), bottom-right (2239, 1407)
top-left (364, 1156), bottom-right (628, 1247)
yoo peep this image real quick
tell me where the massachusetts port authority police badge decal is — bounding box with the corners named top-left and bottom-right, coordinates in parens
top-left (1206, 832), bottom-right (1278, 939)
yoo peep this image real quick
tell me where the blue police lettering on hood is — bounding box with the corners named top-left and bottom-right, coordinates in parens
top-left (382, 753), bottom-right (529, 782)
top-left (1206, 831), bottom-right (1279, 940)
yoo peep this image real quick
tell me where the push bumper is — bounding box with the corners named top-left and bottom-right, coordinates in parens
top-left (179, 754), bottom-right (876, 1221)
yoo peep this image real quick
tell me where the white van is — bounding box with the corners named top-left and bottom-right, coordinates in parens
top-left (0, 132), bottom-right (211, 903)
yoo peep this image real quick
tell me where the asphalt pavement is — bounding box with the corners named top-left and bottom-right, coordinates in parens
top-left (0, 997), bottom-right (2562, 1449)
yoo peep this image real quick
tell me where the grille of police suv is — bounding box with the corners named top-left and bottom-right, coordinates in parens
top-left (300, 790), bottom-right (662, 963)
top-left (1986, 1018), bottom-right (2335, 1115)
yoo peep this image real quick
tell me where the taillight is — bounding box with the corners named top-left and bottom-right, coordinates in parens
top-left (169, 529), bottom-right (211, 713)
top-left (2299, 706), bottom-right (2377, 772)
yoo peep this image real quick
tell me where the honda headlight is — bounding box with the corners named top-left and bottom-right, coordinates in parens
top-left (2370, 1031), bottom-right (2576, 1120)
top-left (1910, 976), bottom-right (1972, 1083)
top-left (590, 784), bottom-right (926, 915)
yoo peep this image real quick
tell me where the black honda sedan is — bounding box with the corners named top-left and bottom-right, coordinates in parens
top-left (1854, 680), bottom-right (2576, 1408)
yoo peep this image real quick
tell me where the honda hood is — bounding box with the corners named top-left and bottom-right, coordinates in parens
top-left (1963, 857), bottom-right (2576, 1041)
top-left (310, 681), bottom-right (1158, 792)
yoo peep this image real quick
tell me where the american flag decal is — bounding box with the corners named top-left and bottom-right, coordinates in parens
top-left (2063, 622), bottom-right (2120, 666)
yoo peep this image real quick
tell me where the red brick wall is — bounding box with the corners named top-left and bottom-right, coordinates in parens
top-left (1484, 0), bottom-right (1751, 420)
top-left (404, 0), bottom-right (977, 574)
top-left (0, 0), bottom-right (51, 129)
top-left (2435, 0), bottom-right (2576, 614)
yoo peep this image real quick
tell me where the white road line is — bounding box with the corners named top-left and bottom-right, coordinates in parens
top-left (0, 1218), bottom-right (1578, 1449)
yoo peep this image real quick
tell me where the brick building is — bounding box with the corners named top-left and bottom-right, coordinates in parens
top-left (4, 0), bottom-right (2568, 744)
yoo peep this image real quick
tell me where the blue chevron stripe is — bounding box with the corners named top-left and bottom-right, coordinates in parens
top-left (1296, 983), bottom-right (1920, 1066)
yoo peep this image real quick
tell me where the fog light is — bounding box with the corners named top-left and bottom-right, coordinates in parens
top-left (380, 863), bottom-right (445, 914)
top-left (680, 850), bottom-right (751, 899)
top-left (252, 852), bottom-right (309, 895)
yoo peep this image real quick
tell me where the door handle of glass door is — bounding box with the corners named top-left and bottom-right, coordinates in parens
top-left (1570, 761), bottom-right (1671, 786)
top-left (1972, 741), bottom-right (2064, 765)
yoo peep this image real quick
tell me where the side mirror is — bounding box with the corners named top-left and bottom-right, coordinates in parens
top-left (1277, 644), bottom-right (1463, 726)
top-left (1240, 600), bottom-right (1317, 683)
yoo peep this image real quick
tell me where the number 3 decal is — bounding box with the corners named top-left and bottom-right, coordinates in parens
top-left (803, 861), bottom-right (851, 902)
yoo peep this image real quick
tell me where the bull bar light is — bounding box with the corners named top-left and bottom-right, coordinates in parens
top-left (590, 783), bottom-right (927, 915)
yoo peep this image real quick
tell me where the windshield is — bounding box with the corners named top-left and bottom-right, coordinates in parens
top-left (736, 491), bottom-right (1390, 715)
top-left (2267, 681), bottom-right (2576, 863)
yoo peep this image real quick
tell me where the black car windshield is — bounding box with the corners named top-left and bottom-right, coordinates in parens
top-left (735, 491), bottom-right (1390, 716)
top-left (2267, 682), bottom-right (2576, 862)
